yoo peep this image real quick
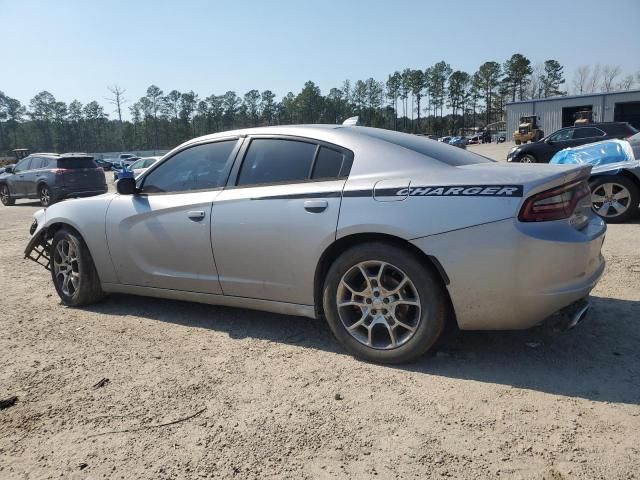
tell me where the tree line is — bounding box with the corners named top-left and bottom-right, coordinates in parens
top-left (1, 54), bottom-right (638, 157)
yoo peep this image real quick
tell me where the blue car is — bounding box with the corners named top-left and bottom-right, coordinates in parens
top-left (112, 161), bottom-right (135, 181)
top-left (447, 137), bottom-right (467, 149)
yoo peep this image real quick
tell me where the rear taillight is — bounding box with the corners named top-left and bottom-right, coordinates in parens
top-left (50, 168), bottom-right (67, 175)
top-left (519, 179), bottom-right (590, 222)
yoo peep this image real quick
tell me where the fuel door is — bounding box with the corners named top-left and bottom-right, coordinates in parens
top-left (373, 179), bottom-right (411, 202)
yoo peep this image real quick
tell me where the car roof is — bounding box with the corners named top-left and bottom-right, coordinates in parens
top-left (565, 122), bottom-right (629, 128)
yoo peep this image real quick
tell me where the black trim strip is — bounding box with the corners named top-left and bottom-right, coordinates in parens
top-left (250, 184), bottom-right (524, 200)
top-left (342, 189), bottom-right (373, 198)
top-left (251, 191), bottom-right (342, 200)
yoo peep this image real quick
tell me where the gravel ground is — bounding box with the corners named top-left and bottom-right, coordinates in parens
top-left (1, 155), bottom-right (639, 479)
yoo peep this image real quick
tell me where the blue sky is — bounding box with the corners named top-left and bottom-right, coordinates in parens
top-left (2, 0), bottom-right (639, 118)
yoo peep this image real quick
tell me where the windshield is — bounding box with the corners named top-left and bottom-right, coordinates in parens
top-left (58, 157), bottom-right (98, 169)
top-left (130, 159), bottom-right (146, 169)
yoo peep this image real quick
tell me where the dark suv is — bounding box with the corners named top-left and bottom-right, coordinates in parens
top-left (0, 153), bottom-right (107, 207)
top-left (507, 122), bottom-right (638, 163)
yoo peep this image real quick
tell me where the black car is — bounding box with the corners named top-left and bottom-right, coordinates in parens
top-left (0, 153), bottom-right (107, 207)
top-left (94, 158), bottom-right (113, 171)
top-left (507, 122), bottom-right (638, 163)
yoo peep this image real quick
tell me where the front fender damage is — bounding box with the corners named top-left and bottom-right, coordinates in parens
top-left (24, 228), bottom-right (51, 270)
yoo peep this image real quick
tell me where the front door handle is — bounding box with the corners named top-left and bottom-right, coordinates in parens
top-left (304, 200), bottom-right (328, 213)
top-left (187, 210), bottom-right (206, 221)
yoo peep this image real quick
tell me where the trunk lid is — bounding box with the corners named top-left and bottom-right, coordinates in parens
top-left (455, 162), bottom-right (592, 197)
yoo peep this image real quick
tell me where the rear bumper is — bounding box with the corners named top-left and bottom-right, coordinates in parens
top-left (411, 215), bottom-right (606, 330)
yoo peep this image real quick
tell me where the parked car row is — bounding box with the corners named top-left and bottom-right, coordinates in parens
top-left (438, 131), bottom-right (506, 146)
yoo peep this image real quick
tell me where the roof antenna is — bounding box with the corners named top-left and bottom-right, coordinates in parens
top-left (342, 116), bottom-right (360, 126)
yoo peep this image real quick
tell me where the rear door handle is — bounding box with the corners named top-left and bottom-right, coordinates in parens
top-left (187, 210), bottom-right (206, 221)
top-left (304, 200), bottom-right (328, 213)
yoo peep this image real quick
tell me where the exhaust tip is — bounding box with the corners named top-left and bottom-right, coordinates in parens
top-left (567, 300), bottom-right (590, 329)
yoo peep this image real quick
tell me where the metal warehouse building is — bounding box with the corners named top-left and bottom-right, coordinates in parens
top-left (505, 89), bottom-right (640, 139)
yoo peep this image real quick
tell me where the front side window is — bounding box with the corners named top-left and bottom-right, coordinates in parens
top-left (142, 140), bottom-right (237, 194)
top-left (549, 128), bottom-right (574, 142)
top-left (14, 157), bottom-right (32, 173)
top-left (237, 139), bottom-right (316, 186)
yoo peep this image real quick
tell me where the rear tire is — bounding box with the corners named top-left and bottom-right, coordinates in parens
top-left (589, 175), bottom-right (639, 223)
top-left (0, 184), bottom-right (15, 206)
top-left (322, 242), bottom-right (447, 364)
top-left (50, 228), bottom-right (106, 306)
top-left (39, 184), bottom-right (54, 207)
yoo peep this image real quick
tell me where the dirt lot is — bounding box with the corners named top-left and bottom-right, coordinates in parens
top-left (1, 154), bottom-right (639, 479)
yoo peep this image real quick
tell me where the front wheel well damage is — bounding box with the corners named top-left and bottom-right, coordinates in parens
top-left (313, 232), bottom-right (456, 325)
top-left (25, 222), bottom-right (84, 270)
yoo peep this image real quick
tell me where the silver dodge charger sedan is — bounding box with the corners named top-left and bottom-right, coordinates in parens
top-left (24, 125), bottom-right (606, 363)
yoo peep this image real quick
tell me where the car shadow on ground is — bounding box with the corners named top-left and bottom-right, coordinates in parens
top-left (85, 294), bottom-right (639, 405)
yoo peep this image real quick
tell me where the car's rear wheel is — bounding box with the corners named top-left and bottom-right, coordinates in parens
top-left (590, 176), bottom-right (639, 223)
top-left (0, 184), bottom-right (15, 206)
top-left (519, 154), bottom-right (536, 163)
top-left (323, 242), bottom-right (447, 364)
top-left (51, 228), bottom-right (106, 306)
top-left (39, 184), bottom-right (52, 207)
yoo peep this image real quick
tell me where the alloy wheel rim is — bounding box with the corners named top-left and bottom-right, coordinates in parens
top-left (521, 156), bottom-right (534, 163)
top-left (336, 260), bottom-right (421, 350)
top-left (53, 238), bottom-right (80, 296)
top-left (0, 186), bottom-right (8, 203)
top-left (591, 183), bottom-right (630, 218)
top-left (41, 187), bottom-right (50, 205)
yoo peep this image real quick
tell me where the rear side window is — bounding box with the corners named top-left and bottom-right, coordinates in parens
top-left (58, 157), bottom-right (98, 169)
top-left (237, 139), bottom-right (316, 186)
top-left (142, 140), bottom-right (237, 194)
top-left (30, 157), bottom-right (44, 169)
top-left (312, 147), bottom-right (346, 179)
top-left (615, 123), bottom-right (639, 135)
top-left (573, 127), bottom-right (605, 139)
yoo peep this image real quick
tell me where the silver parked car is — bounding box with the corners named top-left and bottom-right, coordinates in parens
top-left (25, 125), bottom-right (606, 363)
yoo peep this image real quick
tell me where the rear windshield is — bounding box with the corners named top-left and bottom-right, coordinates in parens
top-left (352, 128), bottom-right (493, 166)
top-left (57, 157), bottom-right (98, 169)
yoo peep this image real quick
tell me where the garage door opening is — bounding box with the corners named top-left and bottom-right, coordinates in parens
top-left (562, 105), bottom-right (594, 127)
top-left (614, 101), bottom-right (640, 129)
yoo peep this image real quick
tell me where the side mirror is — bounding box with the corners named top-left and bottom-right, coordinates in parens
top-left (116, 177), bottom-right (137, 195)
top-left (4, 166), bottom-right (14, 174)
